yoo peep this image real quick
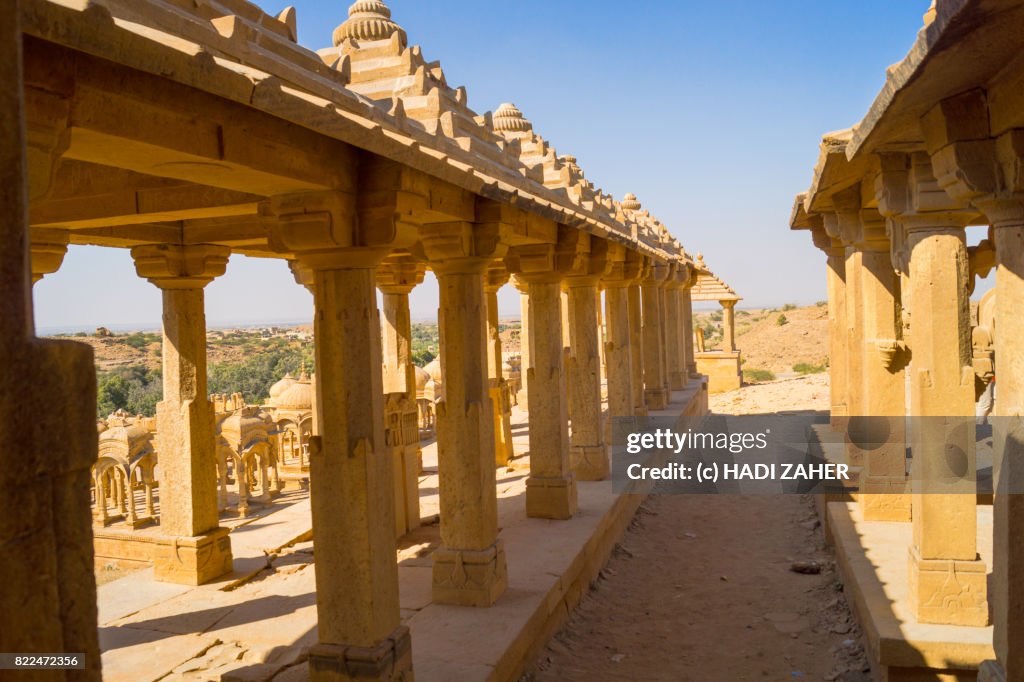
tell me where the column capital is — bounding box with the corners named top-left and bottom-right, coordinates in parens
top-left (874, 151), bottom-right (980, 232)
top-left (30, 227), bottom-right (69, 284)
top-left (263, 190), bottom-right (391, 270)
top-left (665, 259), bottom-right (693, 289)
top-left (289, 259), bottom-right (314, 292)
top-left (642, 258), bottom-right (671, 286)
top-left (600, 243), bottom-right (644, 287)
top-left (484, 259), bottom-right (510, 292)
top-left (419, 220), bottom-right (506, 274)
top-left (720, 298), bottom-right (738, 310)
top-left (505, 225), bottom-right (587, 284)
top-left (376, 253), bottom-right (426, 294)
top-left (131, 243), bottom-right (230, 289)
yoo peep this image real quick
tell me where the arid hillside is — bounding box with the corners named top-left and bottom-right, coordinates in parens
top-left (695, 303), bottom-right (830, 379)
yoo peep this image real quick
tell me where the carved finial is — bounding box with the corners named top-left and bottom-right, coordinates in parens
top-left (622, 193), bottom-right (641, 211)
top-left (492, 103), bottom-right (533, 133)
top-left (333, 0), bottom-right (406, 47)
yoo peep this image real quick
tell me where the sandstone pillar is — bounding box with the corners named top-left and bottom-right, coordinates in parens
top-left (642, 268), bottom-right (669, 410)
top-left (1, 7), bottom-right (101, 674)
top-left (720, 299), bottom-right (737, 352)
top-left (268, 192), bottom-right (410, 681)
top-left (602, 246), bottom-right (641, 442)
top-left (825, 244), bottom-right (849, 427)
top-left (513, 275), bottom-right (531, 409)
top-left (627, 282), bottom-right (648, 417)
top-left (844, 243), bottom-right (865, 467)
top-left (521, 275), bottom-right (577, 519)
top-left (664, 283), bottom-right (685, 390)
top-left (857, 232), bottom-right (910, 521)
top-left (421, 221), bottom-right (508, 606)
top-left (905, 220), bottom-right (987, 626)
top-left (132, 244), bottom-right (234, 585)
top-left (681, 286), bottom-right (698, 377)
top-left (377, 255), bottom-right (425, 537)
top-left (485, 265), bottom-right (515, 467)
top-left (565, 276), bottom-right (608, 480)
top-left (978, 203), bottom-right (1024, 680)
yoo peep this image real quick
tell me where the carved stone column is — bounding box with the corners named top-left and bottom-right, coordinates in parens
top-left (507, 231), bottom-right (584, 520)
top-left (680, 284), bottom-right (698, 378)
top-left (565, 272), bottom-right (608, 480)
top-left (923, 93), bottom-right (1024, 671)
top-left (627, 280), bottom-right (647, 417)
top-left (421, 217), bottom-right (508, 606)
top-left (878, 152), bottom-right (987, 627)
top-left (485, 262), bottom-right (515, 467)
top-left (642, 262), bottom-right (670, 410)
top-left (512, 275), bottom-right (531, 410)
top-left (602, 245), bottom-right (641, 442)
top-left (1, 10), bottom-right (101, 675)
top-left (824, 239), bottom-right (848, 428)
top-left (377, 254), bottom-right (425, 537)
top-left (132, 243), bottom-right (234, 585)
top-left (720, 299), bottom-right (737, 353)
top-left (266, 191), bottom-right (411, 681)
top-left (664, 271), bottom-right (685, 391)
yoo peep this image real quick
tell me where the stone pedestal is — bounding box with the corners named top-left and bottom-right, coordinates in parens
top-left (904, 223), bottom-right (987, 627)
top-left (132, 244), bottom-right (234, 585)
top-left (151, 527), bottom-right (233, 585)
top-left (308, 625), bottom-right (412, 682)
top-left (695, 351), bottom-right (742, 394)
top-left (566, 279), bottom-right (608, 480)
top-left (431, 257), bottom-right (507, 605)
top-left (524, 277), bottom-right (577, 519)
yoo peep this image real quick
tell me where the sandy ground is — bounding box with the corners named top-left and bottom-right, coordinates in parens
top-left (525, 375), bottom-right (873, 682)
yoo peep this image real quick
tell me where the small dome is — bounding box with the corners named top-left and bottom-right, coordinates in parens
top-left (273, 379), bottom-right (313, 410)
top-left (269, 372), bottom-right (296, 399)
top-left (622, 193), bottom-right (641, 211)
top-left (333, 0), bottom-right (406, 46)
top-left (414, 365), bottom-right (431, 391)
top-left (424, 358), bottom-right (443, 385)
top-left (493, 103), bottom-right (533, 133)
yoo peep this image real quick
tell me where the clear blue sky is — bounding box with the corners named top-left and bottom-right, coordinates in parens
top-left (33, 1), bottom-right (935, 333)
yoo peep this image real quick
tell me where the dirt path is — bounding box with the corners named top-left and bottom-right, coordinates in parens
top-left (525, 378), bottom-right (871, 682)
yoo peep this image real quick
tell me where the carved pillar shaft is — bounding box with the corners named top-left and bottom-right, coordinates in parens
top-left (904, 225), bottom-right (987, 627)
top-left (681, 287), bottom-right (697, 377)
top-left (857, 247), bottom-right (909, 521)
top-left (525, 278), bottom-right (577, 519)
top-left (642, 283), bottom-right (668, 410)
top-left (486, 285), bottom-right (514, 466)
top-left (566, 280), bottom-right (608, 480)
top-left (432, 262), bottom-right (507, 606)
top-left (381, 291), bottom-right (414, 396)
top-left (721, 300), bottom-right (736, 353)
top-left (664, 287), bottom-right (684, 390)
top-left (308, 264), bottom-right (407, 654)
top-left (826, 247), bottom-right (848, 427)
top-left (627, 283), bottom-right (647, 416)
top-left (515, 280), bottom-right (531, 409)
top-left (604, 284), bottom-right (633, 436)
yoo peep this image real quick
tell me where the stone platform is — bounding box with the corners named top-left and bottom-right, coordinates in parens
top-left (826, 501), bottom-right (994, 681)
top-left (96, 379), bottom-right (707, 682)
top-left (695, 350), bottom-right (741, 394)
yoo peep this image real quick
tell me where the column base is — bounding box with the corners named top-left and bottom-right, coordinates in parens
top-left (570, 444), bottom-right (609, 481)
top-left (978, 661), bottom-right (1006, 682)
top-left (669, 371), bottom-right (687, 391)
top-left (908, 545), bottom-right (989, 626)
top-left (431, 540), bottom-right (508, 606)
top-left (309, 625), bottom-right (413, 682)
top-left (644, 388), bottom-right (668, 411)
top-left (526, 474), bottom-right (578, 519)
top-left (152, 526), bottom-right (233, 585)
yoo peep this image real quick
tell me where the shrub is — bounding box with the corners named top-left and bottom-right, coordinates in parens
top-left (816, 300), bottom-right (827, 307)
top-left (782, 303), bottom-right (797, 311)
top-left (793, 362), bottom-right (827, 375)
top-left (776, 314), bottom-right (789, 326)
top-left (743, 368), bottom-right (775, 383)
